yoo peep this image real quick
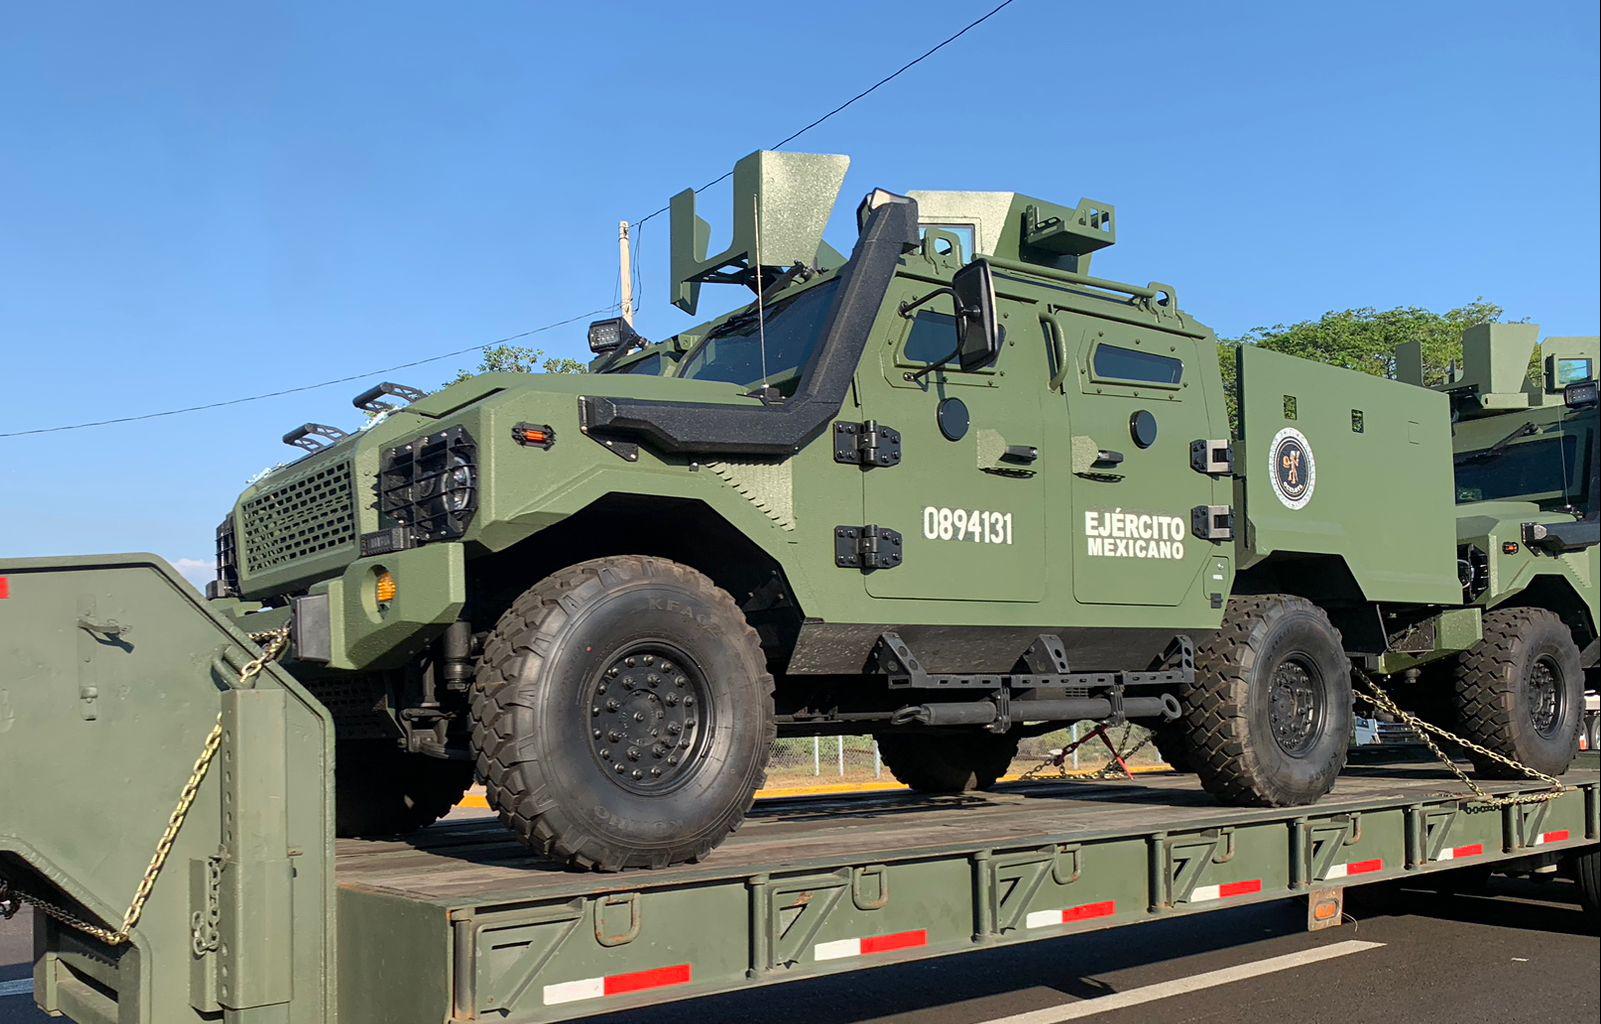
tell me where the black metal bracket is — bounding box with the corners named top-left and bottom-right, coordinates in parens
top-left (835, 525), bottom-right (903, 571)
top-left (353, 381), bottom-right (427, 414)
top-left (282, 423), bottom-right (349, 452)
top-left (834, 421), bottom-right (902, 468)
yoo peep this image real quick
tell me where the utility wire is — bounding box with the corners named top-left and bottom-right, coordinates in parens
top-left (2, 1), bottom-right (1018, 440)
top-left (0, 306), bottom-right (616, 438)
top-left (628, 0), bottom-right (1019, 226)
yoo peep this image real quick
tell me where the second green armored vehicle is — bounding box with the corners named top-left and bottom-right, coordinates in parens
top-left (207, 152), bottom-right (1597, 869)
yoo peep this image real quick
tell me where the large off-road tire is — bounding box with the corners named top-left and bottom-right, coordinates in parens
top-left (1183, 595), bottom-right (1352, 806)
top-left (470, 556), bottom-right (775, 871)
top-left (1149, 722), bottom-right (1194, 774)
top-left (1451, 607), bottom-right (1583, 779)
top-left (1571, 847), bottom-right (1601, 919)
top-left (876, 730), bottom-right (1020, 793)
top-left (334, 741), bottom-right (474, 837)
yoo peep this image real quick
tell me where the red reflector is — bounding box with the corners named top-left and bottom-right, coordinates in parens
top-left (1063, 900), bottom-right (1117, 922)
top-left (860, 929), bottom-right (927, 955)
top-left (1456, 844), bottom-right (1484, 858)
top-left (1545, 830), bottom-right (1570, 843)
top-left (1348, 859), bottom-right (1384, 875)
top-left (604, 964), bottom-right (691, 996)
top-left (1219, 879), bottom-right (1263, 898)
top-left (0, 576), bottom-right (8, 599)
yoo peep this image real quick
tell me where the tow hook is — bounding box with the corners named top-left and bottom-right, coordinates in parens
top-left (0, 879), bottom-right (19, 920)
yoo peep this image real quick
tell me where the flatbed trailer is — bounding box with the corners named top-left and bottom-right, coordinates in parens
top-left (2, 556), bottom-right (1598, 1024)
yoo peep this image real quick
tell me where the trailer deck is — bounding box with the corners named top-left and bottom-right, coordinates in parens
top-left (334, 763), bottom-right (1599, 1024)
top-left (5, 557), bottom-right (1597, 1024)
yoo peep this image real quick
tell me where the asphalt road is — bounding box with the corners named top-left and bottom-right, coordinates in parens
top-left (3, 875), bottom-right (1595, 1024)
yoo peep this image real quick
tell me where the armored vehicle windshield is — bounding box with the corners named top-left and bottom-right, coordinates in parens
top-left (677, 278), bottom-right (839, 390)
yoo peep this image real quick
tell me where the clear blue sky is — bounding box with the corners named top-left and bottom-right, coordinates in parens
top-left (2, 1), bottom-right (1597, 584)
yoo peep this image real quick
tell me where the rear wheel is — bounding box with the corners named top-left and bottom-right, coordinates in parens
top-left (876, 731), bottom-right (1019, 793)
top-left (1452, 607), bottom-right (1583, 778)
top-left (1183, 595), bottom-right (1351, 806)
top-left (1571, 847), bottom-right (1601, 920)
top-left (471, 556), bottom-right (775, 871)
top-left (334, 741), bottom-right (473, 837)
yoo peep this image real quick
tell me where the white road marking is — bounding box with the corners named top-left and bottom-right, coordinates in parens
top-left (0, 978), bottom-right (35, 999)
top-left (973, 939), bottom-right (1385, 1024)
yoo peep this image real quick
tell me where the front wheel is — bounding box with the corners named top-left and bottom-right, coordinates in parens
top-left (470, 556), bottom-right (775, 871)
top-left (1183, 595), bottom-right (1352, 806)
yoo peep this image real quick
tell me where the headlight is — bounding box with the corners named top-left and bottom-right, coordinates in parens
top-left (379, 425), bottom-right (478, 544)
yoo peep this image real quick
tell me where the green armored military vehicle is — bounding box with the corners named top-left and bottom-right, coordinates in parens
top-left (207, 152), bottom-right (1593, 869)
top-left (1388, 325), bottom-right (1599, 774)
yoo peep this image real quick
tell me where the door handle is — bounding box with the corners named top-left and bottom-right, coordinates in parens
top-left (1042, 312), bottom-right (1071, 392)
top-left (1002, 445), bottom-right (1039, 465)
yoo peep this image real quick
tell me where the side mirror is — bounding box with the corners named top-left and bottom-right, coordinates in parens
top-left (588, 317), bottom-right (645, 355)
top-left (951, 260), bottom-right (1000, 372)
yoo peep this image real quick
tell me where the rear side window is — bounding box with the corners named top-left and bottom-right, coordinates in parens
top-left (1092, 344), bottom-right (1183, 386)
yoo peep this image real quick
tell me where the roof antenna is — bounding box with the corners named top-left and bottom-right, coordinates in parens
top-left (752, 194), bottom-right (770, 392)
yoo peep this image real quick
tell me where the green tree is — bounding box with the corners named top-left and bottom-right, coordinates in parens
top-left (448, 344), bottom-right (585, 385)
top-left (1218, 299), bottom-right (1525, 430)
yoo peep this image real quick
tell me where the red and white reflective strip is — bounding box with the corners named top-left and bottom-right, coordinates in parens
top-left (1025, 900), bottom-right (1117, 929)
top-left (1188, 879), bottom-right (1262, 903)
top-left (814, 928), bottom-right (927, 962)
top-left (542, 964), bottom-right (691, 1006)
top-left (1531, 829), bottom-right (1571, 847)
top-left (1324, 858), bottom-right (1384, 880)
top-left (1433, 842), bottom-right (1484, 862)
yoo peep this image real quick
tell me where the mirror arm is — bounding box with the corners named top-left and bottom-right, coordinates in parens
top-left (898, 286), bottom-right (953, 319)
top-left (904, 347), bottom-right (962, 384)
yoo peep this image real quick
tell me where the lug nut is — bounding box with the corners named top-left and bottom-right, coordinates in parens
top-left (608, 730), bottom-right (621, 742)
top-left (614, 763), bottom-right (626, 773)
top-left (667, 723), bottom-right (681, 736)
top-left (606, 699), bottom-right (621, 711)
top-left (624, 657), bottom-right (636, 667)
top-left (600, 749), bottom-right (611, 760)
top-left (665, 694), bottom-right (679, 706)
top-left (667, 755), bottom-right (680, 766)
top-left (627, 747), bottom-right (640, 761)
top-left (591, 706), bottom-right (601, 716)
top-left (675, 676), bottom-right (687, 687)
top-left (643, 655), bottom-right (654, 666)
top-left (633, 711), bottom-right (645, 722)
top-left (647, 674), bottom-right (659, 687)
top-left (593, 729), bottom-right (602, 738)
top-left (631, 769), bottom-right (644, 780)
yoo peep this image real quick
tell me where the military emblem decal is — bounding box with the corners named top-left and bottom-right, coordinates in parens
top-left (1268, 427), bottom-right (1315, 510)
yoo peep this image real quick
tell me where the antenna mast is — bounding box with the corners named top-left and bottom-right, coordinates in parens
top-left (618, 220), bottom-right (635, 326)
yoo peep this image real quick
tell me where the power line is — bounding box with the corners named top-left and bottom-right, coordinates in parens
top-left (0, 306), bottom-right (615, 438)
top-left (3, 1), bottom-right (1017, 441)
top-left (629, 0), bottom-right (1019, 227)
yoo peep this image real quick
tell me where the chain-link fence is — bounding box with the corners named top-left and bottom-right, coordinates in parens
top-left (764, 722), bottom-right (1171, 791)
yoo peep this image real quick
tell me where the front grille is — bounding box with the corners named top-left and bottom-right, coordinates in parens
top-left (240, 459), bottom-right (358, 574)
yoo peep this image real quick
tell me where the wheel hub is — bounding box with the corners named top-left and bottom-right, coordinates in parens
top-left (1528, 656), bottom-right (1562, 737)
top-left (587, 645), bottom-right (708, 793)
top-left (1269, 656), bottom-right (1325, 757)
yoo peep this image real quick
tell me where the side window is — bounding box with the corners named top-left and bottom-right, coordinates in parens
top-left (902, 312), bottom-right (957, 365)
top-left (1091, 344), bottom-right (1183, 387)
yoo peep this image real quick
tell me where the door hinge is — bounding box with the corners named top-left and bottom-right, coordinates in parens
top-left (835, 525), bottom-right (904, 570)
top-left (1192, 505), bottom-right (1234, 541)
top-left (834, 421), bottom-right (902, 467)
top-left (1190, 439), bottom-right (1233, 476)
